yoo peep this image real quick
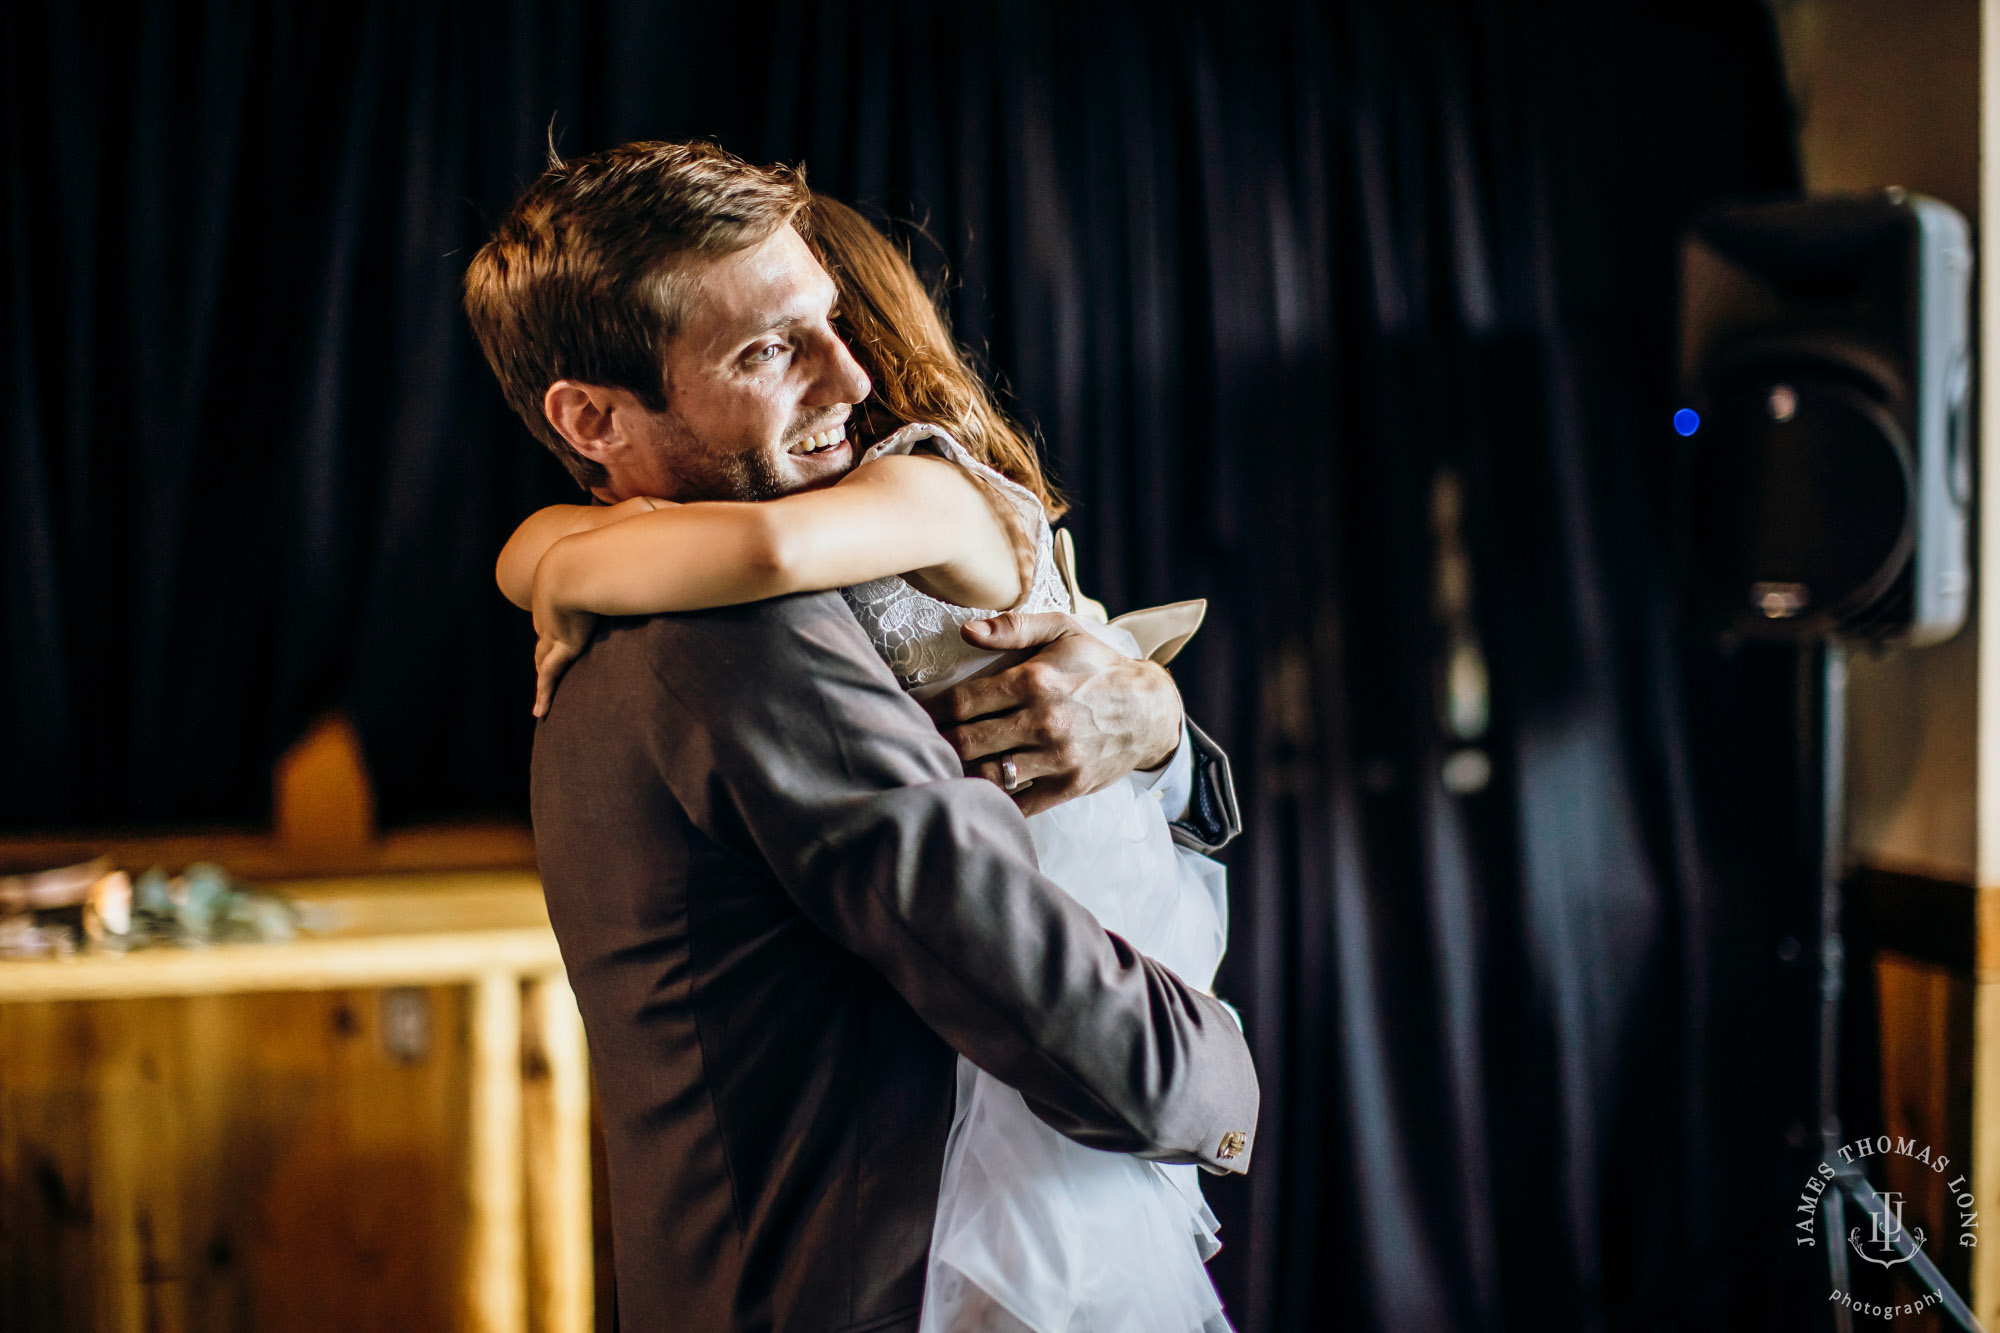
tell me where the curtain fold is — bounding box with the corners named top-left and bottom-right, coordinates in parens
top-left (3, 3), bottom-right (1822, 1328)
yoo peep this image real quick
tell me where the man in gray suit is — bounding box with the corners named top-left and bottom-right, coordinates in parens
top-left (467, 140), bottom-right (1257, 1332)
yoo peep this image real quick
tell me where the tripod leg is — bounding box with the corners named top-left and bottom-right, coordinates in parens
top-left (1810, 647), bottom-right (1855, 1333)
top-left (1825, 1177), bottom-right (1853, 1333)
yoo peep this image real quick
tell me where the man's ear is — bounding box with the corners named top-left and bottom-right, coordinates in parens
top-left (543, 379), bottom-right (644, 469)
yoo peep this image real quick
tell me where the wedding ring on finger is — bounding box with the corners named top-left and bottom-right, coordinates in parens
top-left (999, 757), bottom-right (1027, 793)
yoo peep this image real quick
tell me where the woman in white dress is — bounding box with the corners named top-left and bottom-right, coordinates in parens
top-left (497, 196), bottom-right (1235, 1333)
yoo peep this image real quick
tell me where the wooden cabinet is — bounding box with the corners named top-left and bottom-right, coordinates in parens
top-left (0, 872), bottom-right (592, 1333)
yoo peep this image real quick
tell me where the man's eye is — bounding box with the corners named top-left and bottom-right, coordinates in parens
top-left (749, 343), bottom-right (785, 364)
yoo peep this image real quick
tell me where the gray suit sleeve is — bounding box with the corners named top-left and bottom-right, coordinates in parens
top-left (636, 593), bottom-right (1258, 1174)
top-left (1170, 718), bottom-right (1243, 855)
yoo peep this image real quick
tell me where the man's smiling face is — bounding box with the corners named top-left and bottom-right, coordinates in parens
top-left (604, 224), bottom-right (874, 503)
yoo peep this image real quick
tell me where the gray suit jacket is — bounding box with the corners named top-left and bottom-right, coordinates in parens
top-left (531, 592), bottom-right (1259, 1333)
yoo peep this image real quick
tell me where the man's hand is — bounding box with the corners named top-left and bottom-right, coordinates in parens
top-left (925, 611), bottom-right (1183, 815)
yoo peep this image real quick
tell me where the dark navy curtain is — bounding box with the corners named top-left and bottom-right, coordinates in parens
top-left (3, 2), bottom-right (1826, 1328)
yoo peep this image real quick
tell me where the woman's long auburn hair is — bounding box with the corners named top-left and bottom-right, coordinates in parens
top-left (802, 196), bottom-right (1066, 519)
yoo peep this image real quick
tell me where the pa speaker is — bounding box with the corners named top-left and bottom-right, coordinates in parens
top-left (1676, 191), bottom-right (1972, 644)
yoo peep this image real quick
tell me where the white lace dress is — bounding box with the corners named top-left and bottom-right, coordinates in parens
top-left (842, 425), bottom-right (1233, 1333)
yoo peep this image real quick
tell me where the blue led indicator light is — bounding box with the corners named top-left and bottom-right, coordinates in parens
top-left (1673, 408), bottom-right (1700, 437)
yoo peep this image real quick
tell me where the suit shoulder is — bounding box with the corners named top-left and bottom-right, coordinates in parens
top-left (587, 593), bottom-right (897, 704)
top-left (581, 591), bottom-right (852, 654)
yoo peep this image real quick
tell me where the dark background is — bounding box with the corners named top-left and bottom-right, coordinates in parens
top-left (4, 1), bottom-right (1836, 1327)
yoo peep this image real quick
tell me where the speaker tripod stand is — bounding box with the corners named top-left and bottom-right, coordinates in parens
top-left (1804, 643), bottom-right (1982, 1333)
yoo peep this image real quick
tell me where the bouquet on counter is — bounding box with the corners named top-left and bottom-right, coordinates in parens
top-left (0, 859), bottom-right (300, 957)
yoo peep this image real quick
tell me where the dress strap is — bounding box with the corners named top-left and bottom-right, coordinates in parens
top-left (859, 423), bottom-right (1061, 614)
top-left (859, 423), bottom-right (1044, 513)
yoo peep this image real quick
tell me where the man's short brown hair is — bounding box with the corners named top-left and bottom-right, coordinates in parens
top-left (464, 141), bottom-right (811, 489)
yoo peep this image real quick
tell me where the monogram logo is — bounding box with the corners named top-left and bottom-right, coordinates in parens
top-left (1848, 1191), bottom-right (1925, 1269)
top-left (1797, 1135), bottom-right (1982, 1323)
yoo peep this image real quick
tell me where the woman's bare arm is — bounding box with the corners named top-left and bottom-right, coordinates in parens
top-left (527, 455), bottom-right (1026, 716)
top-left (495, 497), bottom-right (661, 610)
top-left (535, 454), bottom-right (1024, 619)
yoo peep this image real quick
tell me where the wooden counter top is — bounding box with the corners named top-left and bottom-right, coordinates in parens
top-left (0, 871), bottom-right (562, 1003)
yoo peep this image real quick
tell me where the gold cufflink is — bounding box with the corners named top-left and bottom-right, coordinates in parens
top-left (1218, 1131), bottom-right (1247, 1160)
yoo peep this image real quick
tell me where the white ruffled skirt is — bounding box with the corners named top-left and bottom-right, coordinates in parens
top-left (918, 767), bottom-right (1233, 1333)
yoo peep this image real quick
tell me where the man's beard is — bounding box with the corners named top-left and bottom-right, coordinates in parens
top-left (674, 445), bottom-right (791, 504)
top-left (656, 403), bottom-right (847, 503)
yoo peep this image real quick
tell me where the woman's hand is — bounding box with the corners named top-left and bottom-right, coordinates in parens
top-left (525, 497), bottom-right (677, 716)
top-left (531, 576), bottom-right (597, 719)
